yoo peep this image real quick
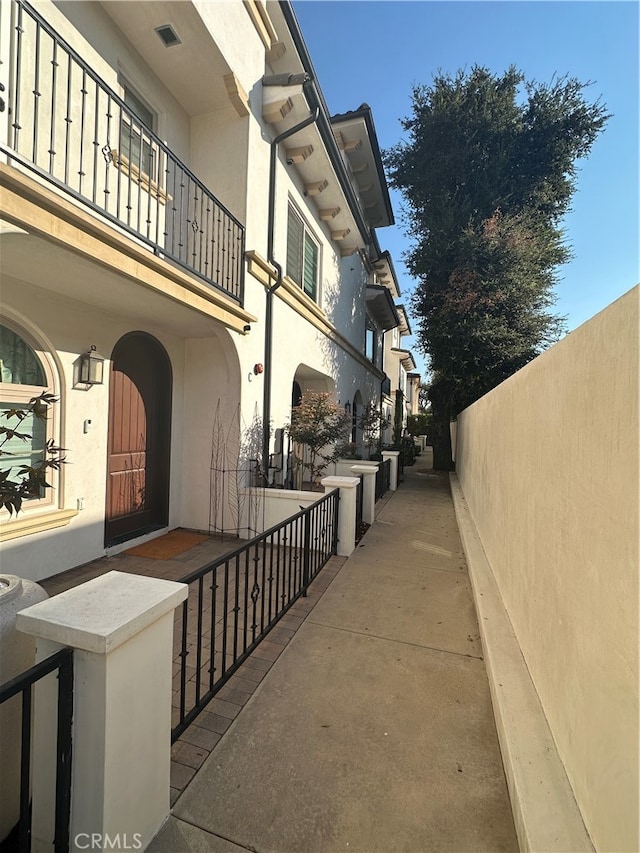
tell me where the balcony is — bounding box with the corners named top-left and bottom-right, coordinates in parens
top-left (0, 0), bottom-right (245, 305)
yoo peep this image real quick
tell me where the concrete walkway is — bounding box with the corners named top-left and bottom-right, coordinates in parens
top-left (150, 453), bottom-right (518, 852)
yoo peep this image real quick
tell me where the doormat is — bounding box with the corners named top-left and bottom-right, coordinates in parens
top-left (124, 530), bottom-right (210, 559)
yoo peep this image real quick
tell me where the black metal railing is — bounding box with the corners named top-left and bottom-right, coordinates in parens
top-left (355, 474), bottom-right (363, 531)
top-left (172, 489), bottom-right (339, 741)
top-left (2, 0), bottom-right (245, 303)
top-left (0, 647), bottom-right (73, 853)
top-left (398, 450), bottom-right (405, 483)
top-left (375, 458), bottom-right (391, 501)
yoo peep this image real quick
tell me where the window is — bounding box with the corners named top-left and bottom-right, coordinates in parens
top-left (119, 83), bottom-right (156, 180)
top-left (365, 321), bottom-right (377, 364)
top-left (287, 205), bottom-right (320, 301)
top-left (0, 323), bottom-right (57, 509)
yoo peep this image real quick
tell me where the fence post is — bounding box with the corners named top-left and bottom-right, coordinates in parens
top-left (321, 476), bottom-right (359, 557)
top-left (16, 571), bottom-right (188, 853)
top-left (382, 450), bottom-right (400, 491)
top-left (302, 508), bottom-right (311, 596)
top-left (350, 464), bottom-right (379, 524)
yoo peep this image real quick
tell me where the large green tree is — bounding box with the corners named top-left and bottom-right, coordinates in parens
top-left (385, 66), bottom-right (608, 469)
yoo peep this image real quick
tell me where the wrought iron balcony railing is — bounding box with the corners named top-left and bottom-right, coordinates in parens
top-left (1, 0), bottom-right (245, 304)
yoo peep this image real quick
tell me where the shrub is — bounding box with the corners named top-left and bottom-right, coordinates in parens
top-left (287, 392), bottom-right (351, 488)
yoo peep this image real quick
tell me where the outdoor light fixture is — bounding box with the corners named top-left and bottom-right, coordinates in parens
top-left (344, 401), bottom-right (351, 414)
top-left (79, 345), bottom-right (105, 386)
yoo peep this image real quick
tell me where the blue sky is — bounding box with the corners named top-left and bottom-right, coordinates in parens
top-left (293, 0), bottom-right (639, 379)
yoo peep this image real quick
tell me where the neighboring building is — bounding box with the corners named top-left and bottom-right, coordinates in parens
top-left (381, 304), bottom-right (417, 442)
top-left (0, 0), bottom-right (416, 581)
top-left (406, 372), bottom-right (421, 417)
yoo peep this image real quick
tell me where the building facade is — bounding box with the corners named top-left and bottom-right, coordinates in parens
top-left (0, 0), bottom-right (416, 580)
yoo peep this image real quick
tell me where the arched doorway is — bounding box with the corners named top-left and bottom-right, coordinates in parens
top-left (291, 380), bottom-right (303, 409)
top-left (105, 332), bottom-right (172, 546)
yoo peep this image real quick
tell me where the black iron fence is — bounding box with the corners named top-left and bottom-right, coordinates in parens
top-left (375, 458), bottom-right (391, 501)
top-left (2, 0), bottom-right (245, 303)
top-left (0, 647), bottom-right (73, 853)
top-left (354, 474), bottom-right (363, 531)
top-left (172, 489), bottom-right (339, 741)
top-left (398, 450), bottom-right (405, 483)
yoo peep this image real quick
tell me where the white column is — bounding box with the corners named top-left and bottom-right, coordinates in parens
top-left (382, 450), bottom-right (400, 491)
top-left (321, 476), bottom-right (360, 557)
top-left (16, 571), bottom-right (188, 853)
top-left (350, 464), bottom-right (379, 525)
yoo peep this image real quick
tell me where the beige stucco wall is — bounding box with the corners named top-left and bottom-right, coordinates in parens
top-left (455, 286), bottom-right (639, 852)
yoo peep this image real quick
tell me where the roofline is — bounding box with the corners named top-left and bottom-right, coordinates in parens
top-left (390, 347), bottom-right (417, 370)
top-left (279, 1), bottom-right (382, 246)
top-left (331, 105), bottom-right (394, 227)
top-left (378, 249), bottom-right (401, 297)
top-left (395, 302), bottom-right (412, 336)
top-left (366, 284), bottom-right (401, 329)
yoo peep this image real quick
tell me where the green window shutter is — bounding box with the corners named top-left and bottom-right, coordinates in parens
top-left (302, 235), bottom-right (318, 299)
top-left (287, 207), bottom-right (304, 286)
top-left (120, 85), bottom-right (156, 178)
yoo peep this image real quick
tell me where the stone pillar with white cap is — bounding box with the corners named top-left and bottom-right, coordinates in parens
top-left (350, 463), bottom-right (379, 525)
top-left (16, 570), bottom-right (188, 853)
top-left (321, 476), bottom-right (360, 556)
top-left (382, 450), bottom-right (400, 491)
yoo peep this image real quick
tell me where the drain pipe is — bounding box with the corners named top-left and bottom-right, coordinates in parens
top-left (262, 99), bottom-right (320, 482)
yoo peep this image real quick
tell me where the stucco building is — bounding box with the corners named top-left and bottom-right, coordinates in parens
top-left (0, 0), bottom-right (417, 580)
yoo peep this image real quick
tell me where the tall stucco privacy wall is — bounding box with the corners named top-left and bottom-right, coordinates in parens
top-left (455, 286), bottom-right (639, 852)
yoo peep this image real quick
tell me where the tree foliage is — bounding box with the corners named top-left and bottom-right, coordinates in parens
top-left (358, 404), bottom-right (391, 457)
top-left (287, 392), bottom-right (351, 488)
top-left (407, 413), bottom-right (432, 437)
top-left (384, 65), bottom-right (609, 468)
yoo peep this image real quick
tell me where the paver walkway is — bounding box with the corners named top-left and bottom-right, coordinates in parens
top-left (150, 453), bottom-right (518, 852)
top-left (39, 516), bottom-right (341, 802)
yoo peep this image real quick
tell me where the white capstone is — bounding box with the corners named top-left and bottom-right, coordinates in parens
top-left (321, 475), bottom-right (360, 490)
top-left (16, 570), bottom-right (188, 653)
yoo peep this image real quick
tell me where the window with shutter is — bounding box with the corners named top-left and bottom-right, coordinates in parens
top-left (119, 82), bottom-right (156, 180)
top-left (286, 204), bottom-right (319, 302)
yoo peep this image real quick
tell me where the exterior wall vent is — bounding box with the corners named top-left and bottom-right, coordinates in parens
top-left (155, 25), bottom-right (181, 47)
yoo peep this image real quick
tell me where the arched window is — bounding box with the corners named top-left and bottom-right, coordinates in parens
top-left (0, 321), bottom-right (59, 512)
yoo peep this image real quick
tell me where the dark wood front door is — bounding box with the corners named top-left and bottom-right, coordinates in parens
top-left (105, 333), bottom-right (171, 546)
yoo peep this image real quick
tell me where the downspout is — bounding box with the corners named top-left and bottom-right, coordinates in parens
top-left (379, 330), bottom-right (388, 451)
top-left (262, 98), bottom-right (320, 482)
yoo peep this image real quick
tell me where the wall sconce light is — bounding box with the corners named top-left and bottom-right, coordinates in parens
top-left (344, 401), bottom-right (351, 414)
top-left (79, 345), bottom-right (105, 386)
